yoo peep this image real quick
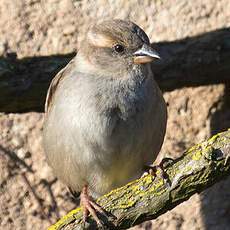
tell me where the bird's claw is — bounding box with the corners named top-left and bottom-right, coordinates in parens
top-left (80, 185), bottom-right (110, 228)
top-left (143, 157), bottom-right (174, 188)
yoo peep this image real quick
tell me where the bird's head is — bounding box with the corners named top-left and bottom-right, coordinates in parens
top-left (77, 19), bottom-right (160, 76)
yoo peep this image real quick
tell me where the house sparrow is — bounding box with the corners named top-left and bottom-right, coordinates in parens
top-left (43, 19), bottom-right (167, 225)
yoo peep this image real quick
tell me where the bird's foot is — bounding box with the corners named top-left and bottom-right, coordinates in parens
top-left (80, 185), bottom-right (108, 227)
top-left (143, 158), bottom-right (174, 188)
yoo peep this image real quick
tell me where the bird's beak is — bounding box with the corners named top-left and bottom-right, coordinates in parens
top-left (133, 44), bottom-right (160, 64)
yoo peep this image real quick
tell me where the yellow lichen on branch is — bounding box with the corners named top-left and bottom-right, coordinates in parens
top-left (49, 129), bottom-right (230, 230)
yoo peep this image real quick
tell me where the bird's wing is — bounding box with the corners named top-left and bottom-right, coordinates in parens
top-left (45, 59), bottom-right (75, 115)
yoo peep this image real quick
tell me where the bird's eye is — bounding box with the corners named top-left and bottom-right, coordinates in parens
top-left (113, 44), bottom-right (124, 53)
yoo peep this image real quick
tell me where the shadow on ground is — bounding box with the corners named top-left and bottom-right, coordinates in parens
top-left (0, 28), bottom-right (229, 113)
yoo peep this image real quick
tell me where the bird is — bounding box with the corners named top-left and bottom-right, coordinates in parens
top-left (43, 19), bottom-right (167, 225)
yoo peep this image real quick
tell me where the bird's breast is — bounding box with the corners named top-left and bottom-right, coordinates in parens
top-left (58, 69), bottom-right (156, 154)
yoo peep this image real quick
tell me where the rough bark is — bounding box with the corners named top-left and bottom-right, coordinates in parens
top-left (48, 130), bottom-right (230, 230)
top-left (0, 28), bottom-right (229, 113)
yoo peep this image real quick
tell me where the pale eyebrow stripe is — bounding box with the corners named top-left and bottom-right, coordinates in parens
top-left (87, 31), bottom-right (117, 48)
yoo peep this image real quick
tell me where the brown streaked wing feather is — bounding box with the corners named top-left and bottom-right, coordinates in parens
top-left (45, 59), bottom-right (75, 114)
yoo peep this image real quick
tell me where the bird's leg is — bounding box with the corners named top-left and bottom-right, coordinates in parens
top-left (80, 185), bottom-right (106, 226)
top-left (143, 158), bottom-right (174, 187)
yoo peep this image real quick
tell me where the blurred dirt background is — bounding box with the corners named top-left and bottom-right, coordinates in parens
top-left (0, 0), bottom-right (230, 229)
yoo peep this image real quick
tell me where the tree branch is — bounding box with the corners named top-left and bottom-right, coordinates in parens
top-left (0, 28), bottom-right (229, 113)
top-left (48, 129), bottom-right (230, 230)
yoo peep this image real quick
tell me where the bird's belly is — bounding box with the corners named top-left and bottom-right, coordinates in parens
top-left (44, 106), bottom-right (155, 197)
top-left (75, 105), bottom-right (162, 197)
